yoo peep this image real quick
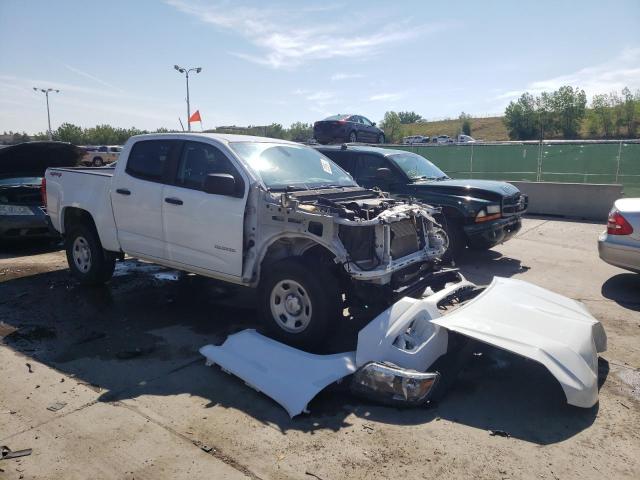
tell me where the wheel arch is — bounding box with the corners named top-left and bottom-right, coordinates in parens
top-left (62, 206), bottom-right (98, 235)
top-left (253, 235), bottom-right (339, 286)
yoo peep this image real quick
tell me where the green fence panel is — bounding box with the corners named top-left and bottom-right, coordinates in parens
top-left (384, 141), bottom-right (640, 196)
top-left (471, 144), bottom-right (538, 180)
top-left (541, 143), bottom-right (619, 177)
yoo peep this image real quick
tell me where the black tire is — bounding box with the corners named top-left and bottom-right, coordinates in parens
top-left (65, 223), bottom-right (115, 285)
top-left (348, 131), bottom-right (357, 143)
top-left (93, 157), bottom-right (104, 167)
top-left (377, 133), bottom-right (385, 144)
top-left (436, 216), bottom-right (465, 262)
top-left (258, 257), bottom-right (341, 349)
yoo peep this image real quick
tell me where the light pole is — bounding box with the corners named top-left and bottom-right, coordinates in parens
top-left (174, 65), bottom-right (202, 131)
top-left (33, 87), bottom-right (60, 140)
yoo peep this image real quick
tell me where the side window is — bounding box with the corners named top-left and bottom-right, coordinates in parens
top-left (126, 140), bottom-right (175, 181)
top-left (361, 117), bottom-right (373, 126)
top-left (98, 146), bottom-right (108, 152)
top-left (176, 141), bottom-right (239, 191)
top-left (323, 152), bottom-right (353, 174)
top-left (349, 115), bottom-right (362, 124)
top-left (354, 154), bottom-right (387, 181)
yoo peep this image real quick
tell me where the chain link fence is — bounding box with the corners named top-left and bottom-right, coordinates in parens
top-left (390, 140), bottom-right (640, 197)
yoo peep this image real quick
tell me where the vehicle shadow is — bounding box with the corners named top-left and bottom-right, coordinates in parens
top-left (0, 259), bottom-right (601, 445)
top-left (0, 238), bottom-right (62, 260)
top-left (455, 248), bottom-right (530, 285)
top-left (601, 273), bottom-right (640, 311)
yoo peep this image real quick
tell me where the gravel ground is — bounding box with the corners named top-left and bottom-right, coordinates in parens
top-left (1, 217), bottom-right (639, 479)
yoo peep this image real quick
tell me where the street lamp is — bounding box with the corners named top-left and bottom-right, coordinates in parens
top-left (33, 87), bottom-right (60, 140)
top-left (174, 65), bottom-right (202, 131)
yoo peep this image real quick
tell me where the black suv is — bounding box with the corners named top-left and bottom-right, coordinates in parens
top-left (317, 145), bottom-right (528, 256)
top-left (314, 114), bottom-right (385, 144)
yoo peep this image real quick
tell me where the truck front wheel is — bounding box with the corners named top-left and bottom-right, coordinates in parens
top-left (258, 257), bottom-right (341, 350)
top-left (65, 224), bottom-right (115, 285)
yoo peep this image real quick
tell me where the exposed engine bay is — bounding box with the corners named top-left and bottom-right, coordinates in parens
top-left (246, 186), bottom-right (447, 294)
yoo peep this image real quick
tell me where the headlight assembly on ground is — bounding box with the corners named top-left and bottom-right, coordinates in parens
top-left (0, 205), bottom-right (35, 215)
top-left (350, 362), bottom-right (440, 406)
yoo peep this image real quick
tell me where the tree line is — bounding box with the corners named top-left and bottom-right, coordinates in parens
top-left (504, 85), bottom-right (639, 140)
top-left (1, 122), bottom-right (317, 146)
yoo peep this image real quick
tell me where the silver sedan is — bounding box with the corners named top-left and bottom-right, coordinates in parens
top-left (598, 198), bottom-right (640, 273)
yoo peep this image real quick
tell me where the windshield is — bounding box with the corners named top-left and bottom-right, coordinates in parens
top-left (0, 176), bottom-right (42, 186)
top-left (389, 152), bottom-right (448, 181)
top-left (229, 142), bottom-right (357, 190)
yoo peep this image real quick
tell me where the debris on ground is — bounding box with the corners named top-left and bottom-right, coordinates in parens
top-left (25, 363), bottom-right (33, 373)
top-left (305, 472), bottom-right (325, 480)
top-left (1, 445), bottom-right (33, 460)
top-left (489, 429), bottom-right (510, 438)
top-left (46, 401), bottom-right (67, 412)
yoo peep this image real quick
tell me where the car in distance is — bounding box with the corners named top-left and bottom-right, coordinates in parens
top-left (314, 114), bottom-right (385, 144)
top-left (81, 145), bottom-right (122, 166)
top-left (598, 198), bottom-right (640, 273)
top-left (403, 135), bottom-right (430, 144)
top-left (45, 133), bottom-right (450, 348)
top-left (0, 141), bottom-right (82, 242)
top-left (431, 135), bottom-right (452, 144)
top-left (456, 134), bottom-right (476, 143)
top-left (316, 144), bottom-right (528, 257)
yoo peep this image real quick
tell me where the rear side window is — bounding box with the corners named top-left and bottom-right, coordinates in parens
top-left (126, 140), bottom-right (175, 181)
top-left (354, 154), bottom-right (387, 181)
top-left (176, 141), bottom-right (239, 191)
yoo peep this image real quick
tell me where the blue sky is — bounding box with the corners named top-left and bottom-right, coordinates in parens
top-left (1, 0), bottom-right (639, 134)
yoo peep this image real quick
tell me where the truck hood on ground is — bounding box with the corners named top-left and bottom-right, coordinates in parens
top-left (430, 277), bottom-right (606, 408)
top-left (412, 179), bottom-right (520, 201)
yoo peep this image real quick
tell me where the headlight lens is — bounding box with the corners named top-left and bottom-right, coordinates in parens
top-left (0, 204), bottom-right (35, 216)
top-left (486, 204), bottom-right (501, 214)
top-left (351, 362), bottom-right (440, 406)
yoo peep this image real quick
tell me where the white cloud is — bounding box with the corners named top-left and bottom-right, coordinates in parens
top-left (330, 73), bottom-right (364, 81)
top-left (494, 47), bottom-right (640, 103)
top-left (369, 92), bottom-right (403, 101)
top-left (64, 65), bottom-right (125, 93)
top-left (165, 0), bottom-right (451, 69)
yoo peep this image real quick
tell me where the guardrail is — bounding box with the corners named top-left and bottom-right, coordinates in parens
top-left (387, 140), bottom-right (640, 197)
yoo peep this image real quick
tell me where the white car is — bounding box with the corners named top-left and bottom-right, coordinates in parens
top-left (598, 198), bottom-right (640, 273)
top-left (45, 133), bottom-right (449, 347)
top-left (456, 134), bottom-right (476, 143)
top-left (82, 145), bottom-right (122, 167)
top-left (402, 135), bottom-right (430, 145)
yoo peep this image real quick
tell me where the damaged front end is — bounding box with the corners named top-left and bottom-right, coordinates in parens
top-left (248, 186), bottom-right (448, 297)
top-left (200, 275), bottom-right (607, 417)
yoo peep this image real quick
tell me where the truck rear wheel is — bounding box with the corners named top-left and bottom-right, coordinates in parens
top-left (65, 224), bottom-right (115, 285)
top-left (258, 257), bottom-right (340, 350)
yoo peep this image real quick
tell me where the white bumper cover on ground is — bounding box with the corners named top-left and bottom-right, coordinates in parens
top-left (200, 277), bottom-right (606, 416)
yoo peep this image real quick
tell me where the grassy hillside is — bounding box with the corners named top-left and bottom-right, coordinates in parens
top-left (399, 116), bottom-right (509, 141)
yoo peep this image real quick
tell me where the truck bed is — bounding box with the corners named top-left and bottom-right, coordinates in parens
top-left (51, 166), bottom-right (115, 177)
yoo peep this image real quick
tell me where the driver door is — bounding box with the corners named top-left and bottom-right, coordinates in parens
top-left (162, 141), bottom-right (247, 277)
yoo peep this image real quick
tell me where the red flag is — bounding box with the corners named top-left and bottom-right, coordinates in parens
top-left (188, 110), bottom-right (202, 123)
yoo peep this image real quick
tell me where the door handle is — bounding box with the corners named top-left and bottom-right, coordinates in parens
top-left (116, 188), bottom-right (131, 195)
top-left (164, 197), bottom-right (183, 205)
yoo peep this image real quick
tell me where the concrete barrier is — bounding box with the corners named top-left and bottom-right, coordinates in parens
top-left (509, 181), bottom-right (623, 221)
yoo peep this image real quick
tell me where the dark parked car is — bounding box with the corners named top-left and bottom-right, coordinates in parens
top-left (0, 142), bottom-right (82, 241)
top-left (314, 114), bottom-right (385, 144)
top-left (317, 145), bottom-right (528, 256)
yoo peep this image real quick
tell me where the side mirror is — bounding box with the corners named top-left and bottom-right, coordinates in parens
top-left (372, 122), bottom-right (377, 126)
top-left (204, 173), bottom-right (237, 196)
top-left (375, 167), bottom-right (393, 180)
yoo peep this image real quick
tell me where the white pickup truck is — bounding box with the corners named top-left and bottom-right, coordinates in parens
top-left (45, 133), bottom-right (449, 347)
